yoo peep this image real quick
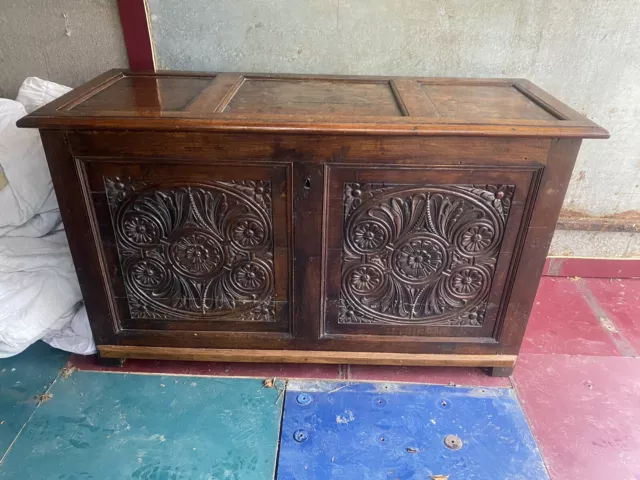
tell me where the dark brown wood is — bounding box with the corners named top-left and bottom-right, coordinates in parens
top-left (97, 353), bottom-right (126, 368)
top-left (322, 166), bottom-right (540, 345)
top-left (18, 70), bottom-right (609, 139)
top-left (485, 366), bottom-right (514, 377)
top-left (67, 131), bottom-right (552, 166)
top-left (20, 70), bottom-right (608, 375)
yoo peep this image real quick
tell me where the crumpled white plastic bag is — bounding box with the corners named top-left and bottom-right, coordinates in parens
top-left (16, 76), bottom-right (72, 114)
top-left (0, 99), bottom-right (56, 236)
top-left (0, 77), bottom-right (95, 357)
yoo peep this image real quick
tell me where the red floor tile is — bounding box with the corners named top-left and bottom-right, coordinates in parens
top-left (513, 354), bottom-right (640, 480)
top-left (346, 364), bottom-right (511, 387)
top-left (583, 278), bottom-right (640, 355)
top-left (71, 354), bottom-right (343, 380)
top-left (521, 277), bottom-right (619, 356)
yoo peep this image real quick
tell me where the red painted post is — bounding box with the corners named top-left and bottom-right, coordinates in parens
top-left (117, 0), bottom-right (155, 71)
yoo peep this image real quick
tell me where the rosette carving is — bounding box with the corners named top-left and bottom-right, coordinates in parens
top-left (105, 177), bottom-right (275, 322)
top-left (339, 183), bottom-right (514, 326)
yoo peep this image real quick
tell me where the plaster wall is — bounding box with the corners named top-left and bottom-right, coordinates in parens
top-left (148, 0), bottom-right (640, 257)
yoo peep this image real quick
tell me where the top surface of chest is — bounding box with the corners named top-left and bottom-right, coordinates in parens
top-left (18, 70), bottom-right (608, 139)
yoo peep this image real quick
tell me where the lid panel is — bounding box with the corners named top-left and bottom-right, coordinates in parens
top-left (223, 78), bottom-right (406, 116)
top-left (70, 75), bottom-right (215, 114)
top-left (420, 84), bottom-right (560, 121)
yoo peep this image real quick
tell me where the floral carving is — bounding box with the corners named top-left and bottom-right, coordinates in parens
top-left (233, 262), bottom-right (268, 292)
top-left (339, 183), bottom-right (514, 326)
top-left (105, 177), bottom-right (149, 208)
top-left (249, 300), bottom-right (275, 322)
top-left (225, 180), bottom-right (272, 210)
top-left (338, 298), bottom-right (373, 324)
top-left (123, 216), bottom-right (158, 245)
top-left (394, 237), bottom-right (445, 280)
top-left (232, 219), bottom-right (266, 249)
top-left (352, 222), bottom-right (387, 251)
top-left (460, 225), bottom-right (493, 253)
top-left (451, 268), bottom-right (483, 295)
top-left (131, 259), bottom-right (165, 288)
top-left (350, 266), bottom-right (383, 293)
top-left (465, 305), bottom-right (484, 326)
top-left (106, 178), bottom-right (276, 322)
top-left (344, 183), bottom-right (391, 217)
top-left (170, 231), bottom-right (223, 277)
top-left (452, 304), bottom-right (486, 326)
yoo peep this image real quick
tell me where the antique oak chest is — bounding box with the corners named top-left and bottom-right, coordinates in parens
top-left (18, 70), bottom-right (608, 376)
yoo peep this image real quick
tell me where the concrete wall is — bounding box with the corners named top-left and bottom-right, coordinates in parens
top-left (148, 0), bottom-right (640, 257)
top-left (1, 0), bottom-right (636, 257)
top-left (0, 0), bottom-right (128, 99)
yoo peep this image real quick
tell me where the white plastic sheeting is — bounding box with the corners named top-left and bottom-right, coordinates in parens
top-left (0, 77), bottom-right (95, 357)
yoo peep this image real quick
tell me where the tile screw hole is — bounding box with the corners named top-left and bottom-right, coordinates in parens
top-left (444, 434), bottom-right (462, 450)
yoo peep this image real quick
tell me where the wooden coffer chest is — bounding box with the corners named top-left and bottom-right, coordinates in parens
top-left (19, 70), bottom-right (608, 375)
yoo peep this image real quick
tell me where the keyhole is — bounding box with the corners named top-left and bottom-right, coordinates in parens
top-left (304, 178), bottom-right (311, 190)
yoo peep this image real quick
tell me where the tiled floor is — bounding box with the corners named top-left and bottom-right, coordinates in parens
top-left (1, 276), bottom-right (639, 479)
top-left (513, 277), bottom-right (640, 480)
top-left (0, 342), bottom-right (68, 460)
top-left (279, 382), bottom-right (546, 480)
top-left (1, 374), bottom-right (281, 479)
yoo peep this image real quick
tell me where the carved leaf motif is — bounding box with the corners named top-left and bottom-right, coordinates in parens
top-left (339, 184), bottom-right (514, 326)
top-left (460, 185), bottom-right (515, 221)
top-left (344, 183), bottom-right (393, 218)
top-left (105, 177), bottom-right (149, 209)
top-left (219, 180), bottom-right (272, 211)
top-left (106, 178), bottom-right (276, 322)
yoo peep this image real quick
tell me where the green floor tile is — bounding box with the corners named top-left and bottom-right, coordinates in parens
top-left (0, 372), bottom-right (282, 480)
top-left (0, 342), bottom-right (68, 458)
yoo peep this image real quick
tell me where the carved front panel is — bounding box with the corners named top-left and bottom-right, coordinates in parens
top-left (339, 183), bottom-right (514, 326)
top-left (105, 177), bottom-right (275, 322)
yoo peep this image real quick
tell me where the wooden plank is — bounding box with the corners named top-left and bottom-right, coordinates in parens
top-left (390, 79), bottom-right (439, 117)
top-left (98, 345), bottom-right (517, 367)
top-left (184, 74), bottom-right (244, 113)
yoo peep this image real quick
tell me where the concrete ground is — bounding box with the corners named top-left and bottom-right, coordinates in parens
top-left (1, 276), bottom-right (639, 479)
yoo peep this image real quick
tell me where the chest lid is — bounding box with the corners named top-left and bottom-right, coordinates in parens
top-left (17, 69), bottom-right (608, 138)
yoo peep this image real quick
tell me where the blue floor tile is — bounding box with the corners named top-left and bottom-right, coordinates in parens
top-left (277, 381), bottom-right (548, 480)
top-left (0, 373), bottom-right (282, 479)
top-left (0, 342), bottom-right (68, 459)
